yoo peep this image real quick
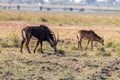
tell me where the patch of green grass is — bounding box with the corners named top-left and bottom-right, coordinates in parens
top-left (71, 45), bottom-right (78, 50)
top-left (59, 76), bottom-right (75, 80)
top-left (95, 47), bottom-right (111, 57)
top-left (11, 33), bottom-right (20, 48)
top-left (0, 33), bottom-right (20, 48)
top-left (56, 49), bottom-right (65, 55)
top-left (105, 40), bottom-right (115, 48)
top-left (117, 73), bottom-right (120, 78)
top-left (36, 76), bottom-right (45, 80)
top-left (115, 45), bottom-right (120, 57)
top-left (17, 78), bottom-right (25, 80)
top-left (1, 40), bottom-right (12, 48)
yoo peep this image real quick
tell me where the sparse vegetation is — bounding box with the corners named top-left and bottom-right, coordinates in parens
top-left (115, 45), bottom-right (120, 57)
top-left (105, 39), bottom-right (115, 48)
top-left (95, 47), bottom-right (111, 57)
top-left (1, 40), bottom-right (12, 48)
top-left (0, 11), bottom-right (120, 26)
top-left (0, 11), bottom-right (120, 80)
top-left (71, 45), bottom-right (78, 50)
top-left (11, 33), bottom-right (20, 48)
top-left (56, 49), bottom-right (65, 55)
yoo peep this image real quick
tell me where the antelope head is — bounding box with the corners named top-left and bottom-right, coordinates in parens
top-left (100, 37), bottom-right (104, 46)
top-left (51, 31), bottom-right (59, 52)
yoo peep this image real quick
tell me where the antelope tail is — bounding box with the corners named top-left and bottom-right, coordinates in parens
top-left (77, 33), bottom-right (80, 40)
top-left (77, 32), bottom-right (82, 42)
top-left (77, 34), bottom-right (79, 39)
top-left (22, 30), bottom-right (26, 40)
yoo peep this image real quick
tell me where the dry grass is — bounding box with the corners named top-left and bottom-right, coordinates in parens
top-left (0, 11), bottom-right (120, 26)
top-left (0, 11), bottom-right (120, 79)
top-left (0, 26), bottom-right (120, 80)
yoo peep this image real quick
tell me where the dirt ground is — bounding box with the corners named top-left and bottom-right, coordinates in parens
top-left (0, 21), bottom-right (120, 31)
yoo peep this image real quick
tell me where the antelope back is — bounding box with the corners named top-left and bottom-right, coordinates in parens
top-left (77, 30), bottom-right (95, 40)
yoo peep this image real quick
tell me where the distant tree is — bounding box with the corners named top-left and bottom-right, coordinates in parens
top-left (80, 8), bottom-right (85, 12)
top-left (85, 0), bottom-right (96, 5)
top-left (69, 7), bottom-right (73, 11)
top-left (47, 8), bottom-right (51, 11)
top-left (8, 6), bottom-right (11, 9)
top-left (3, 6), bottom-right (6, 10)
top-left (40, 6), bottom-right (43, 10)
top-left (17, 5), bottom-right (20, 10)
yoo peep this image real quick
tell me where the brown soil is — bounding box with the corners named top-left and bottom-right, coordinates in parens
top-left (0, 21), bottom-right (120, 32)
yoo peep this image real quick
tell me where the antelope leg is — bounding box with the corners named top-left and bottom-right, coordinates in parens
top-left (33, 40), bottom-right (39, 53)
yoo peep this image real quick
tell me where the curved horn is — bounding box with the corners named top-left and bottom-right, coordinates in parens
top-left (51, 31), bottom-right (59, 44)
top-left (51, 31), bottom-right (56, 41)
top-left (56, 32), bottom-right (59, 43)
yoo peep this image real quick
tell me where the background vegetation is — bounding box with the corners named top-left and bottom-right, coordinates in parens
top-left (0, 11), bottom-right (120, 26)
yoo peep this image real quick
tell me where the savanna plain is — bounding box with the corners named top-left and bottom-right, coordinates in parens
top-left (0, 11), bottom-right (120, 80)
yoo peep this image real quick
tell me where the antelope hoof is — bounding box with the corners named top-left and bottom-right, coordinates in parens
top-left (20, 51), bottom-right (23, 53)
top-left (81, 48), bottom-right (83, 50)
top-left (33, 50), bottom-right (36, 54)
top-left (40, 51), bottom-right (44, 54)
top-left (28, 51), bottom-right (31, 54)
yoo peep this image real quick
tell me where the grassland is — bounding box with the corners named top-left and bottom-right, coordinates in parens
top-left (0, 10), bottom-right (120, 26)
top-left (0, 11), bottom-right (120, 80)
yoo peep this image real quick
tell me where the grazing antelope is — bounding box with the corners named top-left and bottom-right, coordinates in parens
top-left (77, 30), bottom-right (104, 50)
top-left (20, 25), bottom-right (59, 53)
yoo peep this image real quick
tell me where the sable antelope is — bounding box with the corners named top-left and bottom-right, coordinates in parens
top-left (20, 25), bottom-right (59, 53)
top-left (77, 30), bottom-right (104, 50)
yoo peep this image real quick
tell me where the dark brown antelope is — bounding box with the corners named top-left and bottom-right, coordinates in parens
top-left (20, 25), bottom-right (59, 53)
top-left (77, 30), bottom-right (104, 50)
